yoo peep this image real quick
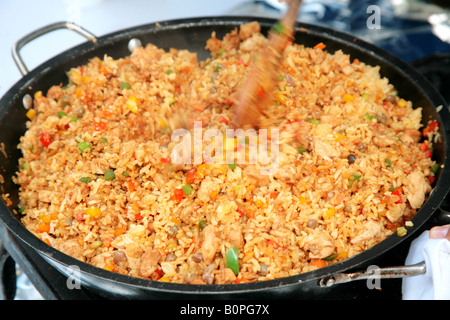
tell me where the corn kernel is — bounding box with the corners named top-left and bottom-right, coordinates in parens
top-left (255, 199), bottom-right (266, 208)
top-left (337, 251), bottom-right (348, 260)
top-left (85, 207), bottom-right (102, 218)
top-left (343, 93), bottom-right (354, 103)
top-left (34, 91), bottom-right (43, 99)
top-left (26, 109), bottom-right (36, 120)
top-left (298, 196), bottom-right (306, 204)
top-left (126, 96), bottom-right (138, 113)
top-left (159, 118), bottom-right (167, 129)
top-left (223, 137), bottom-right (236, 151)
top-left (335, 133), bottom-right (347, 142)
top-left (75, 87), bottom-right (83, 98)
top-left (197, 163), bottom-right (208, 179)
top-left (39, 214), bottom-right (51, 224)
top-left (397, 98), bottom-right (407, 107)
top-left (159, 275), bottom-right (171, 282)
top-left (104, 264), bottom-right (115, 272)
top-left (70, 71), bottom-right (83, 85)
top-left (210, 190), bottom-right (218, 201)
top-left (324, 208), bottom-right (335, 219)
top-left (274, 92), bottom-right (288, 104)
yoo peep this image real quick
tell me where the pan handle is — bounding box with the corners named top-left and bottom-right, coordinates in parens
top-left (319, 261), bottom-right (426, 287)
top-left (11, 21), bottom-right (97, 76)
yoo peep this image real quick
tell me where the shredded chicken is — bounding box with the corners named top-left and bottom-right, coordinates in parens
top-left (138, 249), bottom-right (162, 278)
top-left (215, 267), bottom-right (236, 284)
top-left (372, 135), bottom-right (397, 148)
top-left (304, 230), bottom-right (335, 259)
top-left (404, 171), bottom-right (431, 209)
top-left (313, 138), bottom-right (340, 161)
top-left (350, 220), bottom-right (383, 245)
top-left (201, 225), bottom-right (220, 264)
top-left (197, 176), bottom-right (216, 204)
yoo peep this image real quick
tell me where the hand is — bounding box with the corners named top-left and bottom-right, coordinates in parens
top-left (429, 224), bottom-right (450, 241)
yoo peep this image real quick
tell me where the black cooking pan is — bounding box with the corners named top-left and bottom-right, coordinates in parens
top-left (0, 17), bottom-right (449, 299)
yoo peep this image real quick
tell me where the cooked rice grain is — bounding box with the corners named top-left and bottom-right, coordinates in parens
top-left (16, 22), bottom-right (438, 284)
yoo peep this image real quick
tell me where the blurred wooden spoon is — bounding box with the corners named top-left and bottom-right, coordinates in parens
top-left (232, 0), bottom-right (302, 129)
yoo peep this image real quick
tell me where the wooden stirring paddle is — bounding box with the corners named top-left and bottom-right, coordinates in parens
top-left (232, 0), bottom-right (302, 129)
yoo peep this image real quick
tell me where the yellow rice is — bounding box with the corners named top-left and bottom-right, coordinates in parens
top-left (15, 22), bottom-right (439, 284)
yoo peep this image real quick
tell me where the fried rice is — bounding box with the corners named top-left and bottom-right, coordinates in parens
top-left (15, 22), bottom-right (440, 284)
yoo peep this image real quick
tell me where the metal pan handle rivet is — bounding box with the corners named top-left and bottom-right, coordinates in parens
top-left (22, 94), bottom-right (32, 110)
top-left (128, 38), bottom-right (143, 53)
top-left (12, 21), bottom-right (97, 76)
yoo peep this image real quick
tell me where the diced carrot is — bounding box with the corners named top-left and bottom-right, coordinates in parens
top-left (36, 223), bottom-right (50, 233)
top-left (114, 227), bottom-right (124, 237)
top-left (127, 180), bottom-right (136, 192)
top-left (265, 192), bottom-right (279, 200)
top-left (102, 238), bottom-right (112, 248)
top-left (314, 42), bottom-right (326, 50)
top-left (210, 190), bottom-right (218, 201)
top-left (235, 277), bottom-right (251, 284)
top-left (310, 259), bottom-right (327, 268)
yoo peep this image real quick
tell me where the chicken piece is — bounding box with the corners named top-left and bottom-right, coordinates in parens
top-left (273, 165), bottom-right (296, 184)
top-left (138, 249), bottom-right (162, 278)
top-left (404, 171), bottom-right (431, 209)
top-left (53, 239), bottom-right (85, 262)
top-left (47, 86), bottom-right (63, 101)
top-left (320, 115), bottom-right (341, 128)
top-left (130, 44), bottom-right (164, 76)
top-left (205, 33), bottom-right (222, 54)
top-left (214, 268), bottom-right (236, 284)
top-left (293, 123), bottom-right (312, 148)
top-left (313, 138), bottom-right (340, 161)
top-left (350, 220), bottom-right (383, 244)
top-left (372, 135), bottom-right (397, 148)
top-left (304, 230), bottom-right (335, 259)
top-left (197, 176), bottom-right (216, 204)
top-left (221, 28), bottom-right (241, 52)
top-left (399, 128), bottom-right (421, 145)
top-left (239, 21), bottom-right (261, 41)
top-left (201, 225), bottom-right (220, 264)
top-left (153, 173), bottom-right (169, 189)
top-left (225, 224), bottom-right (244, 249)
top-left (242, 164), bottom-right (270, 186)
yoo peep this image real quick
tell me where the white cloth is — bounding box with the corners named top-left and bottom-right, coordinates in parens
top-left (402, 230), bottom-right (450, 300)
